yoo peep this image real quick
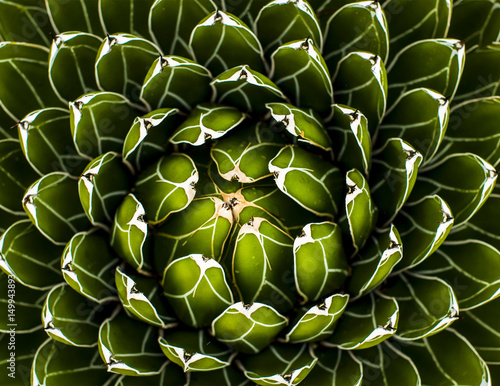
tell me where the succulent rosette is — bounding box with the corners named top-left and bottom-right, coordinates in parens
top-left (1, 0), bottom-right (500, 385)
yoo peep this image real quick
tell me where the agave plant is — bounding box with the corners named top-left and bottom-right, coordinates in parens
top-left (1, 0), bottom-right (500, 385)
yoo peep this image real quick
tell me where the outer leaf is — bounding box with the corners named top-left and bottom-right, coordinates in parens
top-left (45, 0), bottom-right (103, 35)
top-left (186, 365), bottom-right (251, 386)
top-left (211, 302), bottom-right (287, 354)
top-left (114, 362), bottom-right (186, 385)
top-left (99, 0), bottom-right (155, 38)
top-left (0, 220), bottom-right (62, 290)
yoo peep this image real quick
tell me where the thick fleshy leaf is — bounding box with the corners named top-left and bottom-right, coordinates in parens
top-left (300, 346), bottom-right (362, 386)
top-left (190, 10), bottom-right (265, 75)
top-left (158, 328), bottom-right (234, 372)
top-left (327, 105), bottom-right (371, 176)
top-left (110, 194), bottom-right (153, 273)
top-left (149, 0), bottom-right (216, 57)
top-left (48, 32), bottom-right (101, 102)
top-left (383, 0), bottom-right (452, 56)
top-left (0, 42), bottom-right (63, 123)
top-left (377, 88), bottom-right (449, 164)
top-left (238, 343), bottom-right (317, 386)
top-left (95, 34), bottom-right (159, 102)
top-left (332, 51), bottom-right (388, 133)
top-left (23, 172), bottom-right (91, 245)
top-left (269, 145), bottom-right (343, 218)
top-left (162, 254), bottom-right (234, 328)
top-left (99, 0), bottom-right (155, 38)
top-left (154, 197), bottom-right (233, 273)
top-left (170, 104), bottom-right (245, 146)
top-left (348, 225), bottom-right (402, 300)
top-left (69, 91), bottom-right (139, 159)
top-left (394, 195), bottom-right (453, 271)
top-left (211, 122), bottom-right (286, 183)
top-left (140, 56), bottom-right (212, 112)
top-left (62, 229), bottom-right (119, 303)
top-left (411, 153), bottom-right (497, 227)
top-left (0, 271), bottom-right (46, 333)
top-left (233, 217), bottom-right (296, 313)
top-left (32, 338), bottom-right (111, 385)
top-left (413, 239), bottom-right (500, 310)
top-left (17, 107), bottom-right (86, 176)
top-left (370, 138), bottom-right (423, 225)
top-left (98, 309), bottom-right (167, 376)
top-left (78, 152), bottom-right (131, 228)
top-left (436, 97), bottom-right (500, 167)
top-left (323, 1), bottom-right (389, 70)
top-left (211, 302), bottom-right (287, 354)
top-left (42, 283), bottom-right (105, 347)
top-left (266, 103), bottom-right (331, 151)
top-left (270, 38), bottom-right (333, 115)
top-left (45, 0), bottom-right (103, 35)
top-left (211, 66), bottom-right (286, 114)
top-left (115, 267), bottom-right (175, 328)
top-left (382, 273), bottom-right (459, 340)
top-left (186, 365), bottom-right (250, 386)
top-left (254, 0), bottom-right (322, 55)
top-left (397, 329), bottom-right (491, 385)
top-left (326, 293), bottom-right (399, 350)
top-left (114, 362), bottom-right (186, 385)
top-left (387, 39), bottom-right (465, 106)
top-left (293, 222), bottom-right (348, 304)
top-left (283, 294), bottom-right (349, 343)
top-left (0, 139), bottom-right (39, 215)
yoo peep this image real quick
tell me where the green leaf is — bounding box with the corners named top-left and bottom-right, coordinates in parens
top-left (23, 172), bottom-right (91, 245)
top-left (162, 254), bottom-right (234, 328)
top-left (254, 0), bottom-right (322, 55)
top-left (98, 309), bottom-right (167, 376)
top-left (78, 152), bottom-right (132, 228)
top-left (134, 153), bottom-right (199, 225)
top-left (190, 10), bottom-right (265, 75)
top-left (411, 153), bottom-right (497, 227)
top-left (69, 91), bottom-right (139, 160)
top-left (186, 365), bottom-right (251, 386)
top-left (110, 194), bottom-right (153, 274)
top-left (269, 145), bottom-right (343, 218)
top-left (0, 220), bottom-right (63, 290)
top-left (48, 32), bottom-right (101, 102)
top-left (326, 293), bottom-right (399, 350)
top-left (270, 38), bottom-right (333, 116)
top-left (238, 343), bottom-right (317, 386)
top-left (0, 138), bottom-right (39, 215)
top-left (383, 273), bottom-right (459, 340)
top-left (394, 195), bottom-right (453, 271)
top-left (232, 217), bottom-right (296, 313)
top-left (154, 197), bottom-right (234, 273)
top-left (300, 346), bottom-right (362, 386)
top-left (327, 105), bottom-right (372, 176)
top-left (377, 88), bottom-right (449, 164)
top-left (115, 266), bottom-right (175, 328)
top-left (95, 34), bottom-right (159, 102)
top-left (62, 229), bottom-right (119, 303)
top-left (383, 0), bottom-right (452, 56)
top-left (140, 56), bottom-right (212, 112)
top-left (32, 338), bottom-right (112, 385)
top-left (45, 0), bottom-right (103, 35)
top-left (149, 0), bottom-right (216, 57)
top-left (158, 327), bottom-right (234, 372)
top-left (0, 271), bottom-right (46, 333)
top-left (0, 42), bottom-right (62, 123)
top-left (332, 51), bottom-right (388, 133)
top-left (42, 283), bottom-right (106, 347)
top-left (323, 1), bottom-right (389, 70)
top-left (387, 39), bottom-right (465, 106)
top-left (370, 138), bottom-right (423, 225)
top-left (348, 225), bottom-right (402, 300)
top-left (211, 302), bottom-right (287, 354)
top-left (123, 108), bottom-right (182, 172)
top-left (99, 0), bottom-right (155, 38)
top-left (283, 294), bottom-right (349, 343)
top-left (293, 222), bottom-right (348, 304)
top-left (170, 104), bottom-right (245, 146)
top-left (114, 362), bottom-right (186, 385)
top-left (397, 329), bottom-right (491, 385)
top-left (413, 239), bottom-right (500, 310)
